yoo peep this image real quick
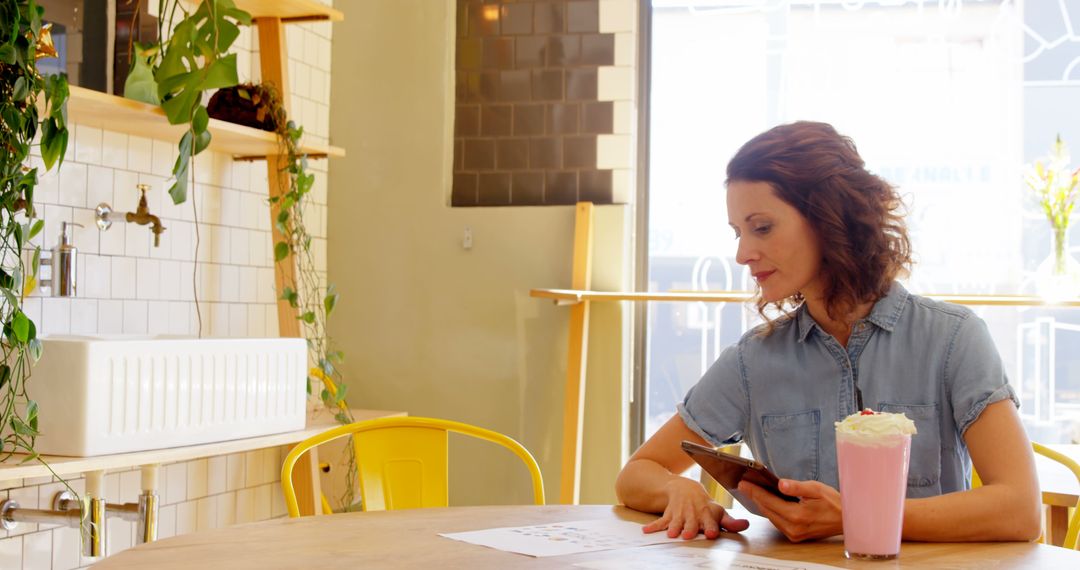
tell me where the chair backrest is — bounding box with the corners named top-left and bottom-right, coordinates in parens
top-left (1033, 442), bottom-right (1080, 550)
top-left (281, 417), bottom-right (545, 517)
top-left (972, 441), bottom-right (1080, 550)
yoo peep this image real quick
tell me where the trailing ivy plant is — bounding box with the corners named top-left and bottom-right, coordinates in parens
top-left (124, 0), bottom-right (251, 204)
top-left (222, 83), bottom-right (357, 510)
top-left (0, 0), bottom-right (68, 461)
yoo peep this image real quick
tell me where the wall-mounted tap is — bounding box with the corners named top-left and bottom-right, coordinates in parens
top-left (95, 184), bottom-right (166, 247)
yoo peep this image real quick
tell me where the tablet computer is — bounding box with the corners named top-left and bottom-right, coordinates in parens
top-left (681, 440), bottom-right (799, 517)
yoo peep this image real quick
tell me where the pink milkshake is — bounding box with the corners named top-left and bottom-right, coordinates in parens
top-left (835, 409), bottom-right (916, 560)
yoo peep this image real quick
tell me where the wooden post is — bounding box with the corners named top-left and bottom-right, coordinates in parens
top-left (255, 15), bottom-right (319, 516)
top-left (560, 202), bottom-right (594, 504)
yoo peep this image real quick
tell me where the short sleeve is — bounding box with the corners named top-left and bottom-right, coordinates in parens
top-left (946, 313), bottom-right (1020, 435)
top-left (677, 343), bottom-right (749, 447)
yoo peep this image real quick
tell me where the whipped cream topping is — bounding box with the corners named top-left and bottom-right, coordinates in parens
top-left (835, 409), bottom-right (917, 445)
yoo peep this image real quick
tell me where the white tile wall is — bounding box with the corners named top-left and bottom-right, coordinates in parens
top-left (0, 12), bottom-right (334, 569)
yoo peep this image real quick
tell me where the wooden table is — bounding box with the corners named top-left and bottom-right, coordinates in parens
top-left (95, 505), bottom-right (1080, 568)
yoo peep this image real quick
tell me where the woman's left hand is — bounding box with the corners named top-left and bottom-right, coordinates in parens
top-left (737, 479), bottom-right (842, 542)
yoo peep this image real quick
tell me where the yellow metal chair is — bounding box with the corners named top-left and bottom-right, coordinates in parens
top-left (281, 416), bottom-right (545, 517)
top-left (972, 441), bottom-right (1080, 550)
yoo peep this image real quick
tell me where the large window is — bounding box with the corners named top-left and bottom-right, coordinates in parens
top-left (645, 0), bottom-right (1080, 444)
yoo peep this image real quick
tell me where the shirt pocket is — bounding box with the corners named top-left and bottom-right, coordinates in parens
top-left (760, 409), bottom-right (820, 481)
top-left (880, 402), bottom-right (941, 496)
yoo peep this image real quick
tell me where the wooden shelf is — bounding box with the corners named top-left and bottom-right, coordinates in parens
top-left (67, 86), bottom-right (345, 161)
top-left (0, 409), bottom-right (402, 482)
top-left (234, 0), bottom-right (344, 22)
top-left (530, 288), bottom-right (1080, 308)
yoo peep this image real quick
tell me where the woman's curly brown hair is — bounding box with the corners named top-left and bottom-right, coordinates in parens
top-left (725, 121), bottom-right (912, 330)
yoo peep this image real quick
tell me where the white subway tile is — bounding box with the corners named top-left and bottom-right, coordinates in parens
top-left (52, 527), bottom-right (80, 570)
top-left (256, 268), bottom-right (275, 304)
top-left (221, 189), bottom-right (240, 227)
top-left (198, 182), bottom-right (222, 226)
top-left (156, 504), bottom-right (177, 540)
top-left (127, 136), bottom-right (153, 174)
top-left (22, 298), bottom-right (42, 331)
top-left (234, 488), bottom-right (254, 524)
top-left (148, 301), bottom-right (170, 335)
top-left (75, 125), bottom-right (103, 164)
top-left (212, 226), bottom-right (230, 265)
top-left (35, 163), bottom-right (59, 205)
top-left (250, 230), bottom-right (269, 267)
top-left (97, 299), bottom-right (123, 333)
top-left (600, 0), bottom-right (637, 33)
top-left (159, 260), bottom-right (181, 301)
top-left (187, 458), bottom-right (209, 500)
top-left (165, 463), bottom-right (187, 505)
top-left (169, 302), bottom-right (192, 336)
top-left (107, 517), bottom-right (134, 556)
top-left (119, 470), bottom-right (140, 504)
top-left (312, 237), bottom-right (327, 273)
top-left (230, 228), bottom-right (250, 266)
top-left (102, 130), bottom-right (129, 169)
top-left (99, 221), bottom-right (126, 256)
top-left (241, 193), bottom-right (260, 231)
top-left (0, 536), bottom-right (22, 569)
top-left (318, 34), bottom-right (331, 72)
top-left (86, 165), bottom-right (115, 210)
top-left (41, 204), bottom-right (73, 251)
top-left (193, 151), bottom-right (213, 185)
top-left (22, 530), bottom-right (51, 570)
top-left (271, 482), bottom-right (287, 518)
top-left (175, 501), bottom-right (196, 535)
top-left (151, 139), bottom-right (176, 178)
top-left (122, 300), bottom-right (148, 334)
top-left (614, 31), bottom-right (635, 67)
top-left (247, 305), bottom-right (266, 338)
top-left (209, 302), bottom-right (229, 337)
top-left (226, 454), bottom-right (245, 492)
top-left (136, 258), bottom-right (161, 300)
top-left (239, 267), bottom-right (257, 303)
top-left (230, 161), bottom-right (251, 194)
top-left (195, 496), bottom-right (216, 531)
top-left (72, 207), bottom-right (99, 255)
top-left (105, 471), bottom-right (120, 502)
top-left (597, 134), bottom-right (633, 169)
top-left (110, 257), bottom-right (136, 299)
top-left (168, 221), bottom-right (191, 262)
top-left (124, 222), bottom-right (152, 258)
top-left (215, 492), bottom-right (237, 528)
top-left (42, 297), bottom-right (71, 335)
top-left (83, 254), bottom-right (111, 298)
top-left (597, 66), bottom-right (635, 102)
top-left (70, 299), bottom-right (97, 334)
top-left (265, 305), bottom-right (279, 336)
top-left (208, 455), bottom-right (227, 496)
top-left (244, 450), bottom-right (263, 488)
top-left (253, 484), bottom-right (271, 521)
top-left (197, 263), bottom-right (217, 302)
top-left (57, 161), bottom-right (87, 208)
top-left (228, 304), bottom-right (247, 337)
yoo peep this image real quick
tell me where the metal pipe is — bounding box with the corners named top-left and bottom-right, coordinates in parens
top-left (0, 499), bottom-right (81, 528)
top-left (137, 492), bottom-right (158, 544)
top-left (83, 496), bottom-right (107, 558)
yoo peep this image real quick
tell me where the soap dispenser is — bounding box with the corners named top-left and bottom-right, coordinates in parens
top-left (49, 221), bottom-right (81, 297)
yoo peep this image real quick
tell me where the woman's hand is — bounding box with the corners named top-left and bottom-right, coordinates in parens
top-left (737, 479), bottom-right (842, 542)
top-left (641, 477), bottom-right (750, 540)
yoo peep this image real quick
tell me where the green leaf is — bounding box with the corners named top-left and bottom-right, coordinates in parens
top-left (300, 311), bottom-right (315, 324)
top-left (0, 45), bottom-right (14, 64)
top-left (201, 53), bottom-right (240, 90)
top-left (324, 292), bottom-right (338, 317)
top-left (28, 219), bottom-right (44, 240)
top-left (12, 76), bottom-right (27, 100)
top-left (193, 128), bottom-right (211, 155)
top-left (274, 242), bottom-right (289, 262)
top-left (123, 43), bottom-right (161, 105)
top-left (0, 365), bottom-right (10, 391)
top-left (168, 174), bottom-right (189, 205)
top-left (28, 338), bottom-right (42, 361)
top-left (192, 105), bottom-right (210, 134)
top-left (12, 312), bottom-right (29, 343)
top-left (13, 223), bottom-right (23, 250)
top-left (334, 384), bottom-right (349, 404)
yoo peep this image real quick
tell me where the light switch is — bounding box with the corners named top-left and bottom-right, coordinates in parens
top-left (463, 227), bottom-right (473, 250)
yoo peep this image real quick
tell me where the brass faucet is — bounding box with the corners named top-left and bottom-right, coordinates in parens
top-left (126, 184), bottom-right (165, 247)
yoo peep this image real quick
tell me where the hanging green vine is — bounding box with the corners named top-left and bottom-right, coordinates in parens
top-left (227, 83), bottom-right (358, 511)
top-left (0, 0), bottom-right (67, 460)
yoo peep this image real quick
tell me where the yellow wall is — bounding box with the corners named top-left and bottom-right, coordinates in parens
top-left (327, 0), bottom-right (632, 505)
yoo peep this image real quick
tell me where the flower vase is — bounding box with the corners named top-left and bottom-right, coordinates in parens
top-left (1036, 225), bottom-right (1080, 301)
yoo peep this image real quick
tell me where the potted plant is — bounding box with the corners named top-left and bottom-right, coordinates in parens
top-left (1027, 135), bottom-right (1080, 300)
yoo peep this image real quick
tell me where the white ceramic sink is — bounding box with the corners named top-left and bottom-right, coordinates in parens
top-left (27, 335), bottom-right (308, 457)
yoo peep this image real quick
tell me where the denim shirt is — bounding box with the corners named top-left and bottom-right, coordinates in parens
top-left (678, 282), bottom-right (1018, 499)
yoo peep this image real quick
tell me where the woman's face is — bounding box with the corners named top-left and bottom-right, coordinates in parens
top-left (727, 180), bottom-right (823, 303)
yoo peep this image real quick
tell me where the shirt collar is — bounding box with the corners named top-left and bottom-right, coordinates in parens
top-left (795, 281), bottom-right (910, 342)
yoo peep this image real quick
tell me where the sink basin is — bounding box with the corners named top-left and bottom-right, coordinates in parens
top-left (27, 335), bottom-right (308, 456)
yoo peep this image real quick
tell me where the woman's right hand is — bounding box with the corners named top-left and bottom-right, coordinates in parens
top-left (641, 477), bottom-right (750, 539)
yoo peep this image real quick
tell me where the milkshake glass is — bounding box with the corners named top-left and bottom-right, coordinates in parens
top-left (835, 409), bottom-right (917, 560)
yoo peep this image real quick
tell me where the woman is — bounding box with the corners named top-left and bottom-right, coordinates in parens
top-left (615, 122), bottom-right (1041, 543)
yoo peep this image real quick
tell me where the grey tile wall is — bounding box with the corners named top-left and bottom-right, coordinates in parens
top-left (453, 0), bottom-right (616, 207)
